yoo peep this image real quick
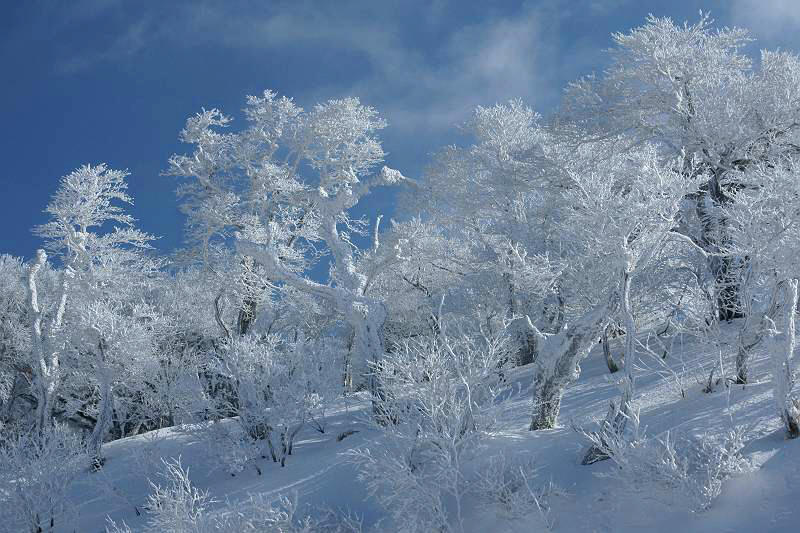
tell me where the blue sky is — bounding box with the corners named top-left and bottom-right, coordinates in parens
top-left (2, 0), bottom-right (799, 260)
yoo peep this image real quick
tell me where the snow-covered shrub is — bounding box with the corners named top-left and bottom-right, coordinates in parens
top-left (348, 326), bottom-right (511, 533)
top-left (475, 454), bottom-right (563, 530)
top-left (198, 420), bottom-right (262, 476)
top-left (204, 334), bottom-right (342, 473)
top-left (213, 494), bottom-right (362, 533)
top-left (107, 457), bottom-right (356, 533)
top-left (137, 457), bottom-right (215, 533)
top-left (582, 412), bottom-right (751, 511)
top-left (267, 337), bottom-right (343, 462)
top-left (0, 424), bottom-right (88, 533)
top-left (135, 327), bottom-right (210, 433)
top-left (691, 428), bottom-right (752, 507)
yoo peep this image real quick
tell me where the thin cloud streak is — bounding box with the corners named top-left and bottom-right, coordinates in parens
top-left (46, 1), bottom-right (583, 133)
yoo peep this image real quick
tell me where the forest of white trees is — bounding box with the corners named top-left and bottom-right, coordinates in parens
top-left (2, 14), bottom-right (800, 533)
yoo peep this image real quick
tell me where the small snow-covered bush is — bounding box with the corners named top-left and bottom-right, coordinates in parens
top-left (348, 326), bottom-right (512, 532)
top-left (204, 334), bottom-right (342, 473)
top-left (0, 424), bottom-right (88, 533)
top-left (139, 457), bottom-right (215, 533)
top-left (106, 457), bottom-right (358, 533)
top-left (475, 454), bottom-right (563, 530)
top-left (690, 427), bottom-right (752, 507)
top-left (582, 412), bottom-right (751, 511)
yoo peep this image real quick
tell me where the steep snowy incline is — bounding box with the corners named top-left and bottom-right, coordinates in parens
top-left (63, 325), bottom-right (799, 532)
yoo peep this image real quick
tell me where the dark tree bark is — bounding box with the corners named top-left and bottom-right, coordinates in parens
top-left (696, 171), bottom-right (745, 322)
top-left (601, 324), bottom-right (620, 374)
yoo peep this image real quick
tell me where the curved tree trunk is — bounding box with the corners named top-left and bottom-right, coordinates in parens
top-left (530, 375), bottom-right (563, 430)
top-left (736, 276), bottom-right (782, 384)
top-left (528, 295), bottom-right (618, 431)
top-left (89, 367), bottom-right (114, 469)
top-left (89, 339), bottom-right (114, 469)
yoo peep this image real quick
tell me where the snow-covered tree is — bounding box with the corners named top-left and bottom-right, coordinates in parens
top-left (721, 160), bottom-right (800, 436)
top-left (409, 100), bottom-right (694, 430)
top-left (30, 163), bottom-right (161, 450)
top-left (144, 269), bottom-right (221, 429)
top-left (563, 14), bottom-right (800, 325)
top-left (365, 217), bottom-right (472, 350)
top-left (207, 333), bottom-right (341, 472)
top-left (25, 247), bottom-right (71, 435)
top-left (526, 143), bottom-right (694, 432)
top-left (768, 279), bottom-right (800, 439)
top-left (406, 101), bottom-right (562, 366)
top-left (170, 90), bottom-right (409, 400)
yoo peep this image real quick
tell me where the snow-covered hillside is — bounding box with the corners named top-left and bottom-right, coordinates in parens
top-left (55, 326), bottom-right (799, 533)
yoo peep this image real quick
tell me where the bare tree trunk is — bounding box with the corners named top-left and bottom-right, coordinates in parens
top-left (0, 370), bottom-right (29, 423)
top-left (516, 331), bottom-right (537, 367)
top-left (530, 376), bottom-right (562, 430)
top-left (236, 295), bottom-right (259, 336)
top-left (265, 434), bottom-right (278, 463)
top-left (528, 295), bottom-right (618, 430)
top-left (236, 256), bottom-right (261, 336)
top-left (601, 324), bottom-right (620, 373)
top-left (736, 277), bottom-right (782, 384)
top-left (503, 271), bottom-right (536, 367)
top-left (696, 173), bottom-right (744, 322)
top-left (28, 250), bottom-right (70, 436)
top-left (89, 341), bottom-right (113, 469)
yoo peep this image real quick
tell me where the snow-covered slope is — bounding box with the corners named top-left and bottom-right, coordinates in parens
top-left (62, 326), bottom-right (800, 532)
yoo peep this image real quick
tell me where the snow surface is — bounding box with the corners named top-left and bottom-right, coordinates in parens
top-left (57, 325), bottom-right (800, 532)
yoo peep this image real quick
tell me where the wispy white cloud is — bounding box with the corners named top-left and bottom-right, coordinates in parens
top-left (59, 14), bottom-right (153, 74)
top-left (45, 1), bottom-right (579, 131)
top-left (30, 0), bottom-right (621, 137)
top-left (375, 8), bottom-right (555, 132)
top-left (729, 0), bottom-right (800, 47)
